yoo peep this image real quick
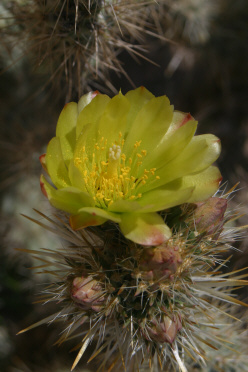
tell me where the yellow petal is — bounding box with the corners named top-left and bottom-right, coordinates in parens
top-left (68, 160), bottom-right (87, 192)
top-left (181, 166), bottom-right (222, 203)
top-left (97, 92), bottom-right (130, 146)
top-left (74, 123), bottom-right (95, 163)
top-left (56, 102), bottom-right (78, 166)
top-left (70, 212), bottom-right (107, 230)
top-left (125, 87), bottom-right (154, 131)
top-left (76, 94), bottom-right (110, 139)
top-left (142, 134), bottom-right (221, 191)
top-left (141, 118), bottom-right (197, 173)
top-left (123, 95), bottom-right (173, 157)
top-left (40, 175), bottom-right (93, 214)
top-left (70, 207), bottom-right (121, 230)
top-left (119, 212), bottom-right (172, 246)
top-left (39, 154), bottom-right (47, 173)
top-left (138, 184), bottom-right (194, 212)
top-left (46, 137), bottom-right (71, 188)
top-left (77, 91), bottom-right (100, 114)
top-left (167, 111), bottom-right (194, 134)
top-left (108, 199), bottom-right (142, 213)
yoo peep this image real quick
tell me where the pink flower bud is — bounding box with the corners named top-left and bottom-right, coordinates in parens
top-left (145, 315), bottom-right (182, 344)
top-left (71, 276), bottom-right (105, 311)
top-left (194, 197), bottom-right (227, 237)
top-left (138, 243), bottom-right (182, 282)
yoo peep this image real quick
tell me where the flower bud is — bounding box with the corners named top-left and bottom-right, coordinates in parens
top-left (193, 197), bottom-right (227, 237)
top-left (71, 276), bottom-right (105, 311)
top-left (138, 243), bottom-right (182, 281)
top-left (145, 315), bottom-right (182, 344)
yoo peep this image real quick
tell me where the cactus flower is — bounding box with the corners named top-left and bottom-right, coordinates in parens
top-left (40, 87), bottom-right (222, 245)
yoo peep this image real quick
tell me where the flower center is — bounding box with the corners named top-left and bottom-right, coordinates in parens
top-left (74, 134), bottom-right (160, 208)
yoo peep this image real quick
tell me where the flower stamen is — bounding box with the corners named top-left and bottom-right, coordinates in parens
top-left (74, 137), bottom-right (160, 207)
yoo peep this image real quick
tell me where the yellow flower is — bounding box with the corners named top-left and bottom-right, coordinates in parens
top-left (40, 87), bottom-right (222, 245)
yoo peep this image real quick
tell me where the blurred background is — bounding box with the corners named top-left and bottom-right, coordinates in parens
top-left (0, 0), bottom-right (248, 371)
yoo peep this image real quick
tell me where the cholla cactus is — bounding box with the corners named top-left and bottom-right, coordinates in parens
top-left (20, 188), bottom-right (248, 371)
top-left (156, 0), bottom-right (220, 45)
top-left (1, 0), bottom-right (154, 98)
top-left (0, 0), bottom-right (221, 100)
top-left (19, 88), bottom-right (248, 371)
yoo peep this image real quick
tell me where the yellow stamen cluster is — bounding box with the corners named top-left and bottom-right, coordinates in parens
top-left (74, 134), bottom-right (160, 208)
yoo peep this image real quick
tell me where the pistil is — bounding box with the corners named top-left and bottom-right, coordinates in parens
top-left (105, 145), bottom-right (121, 179)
